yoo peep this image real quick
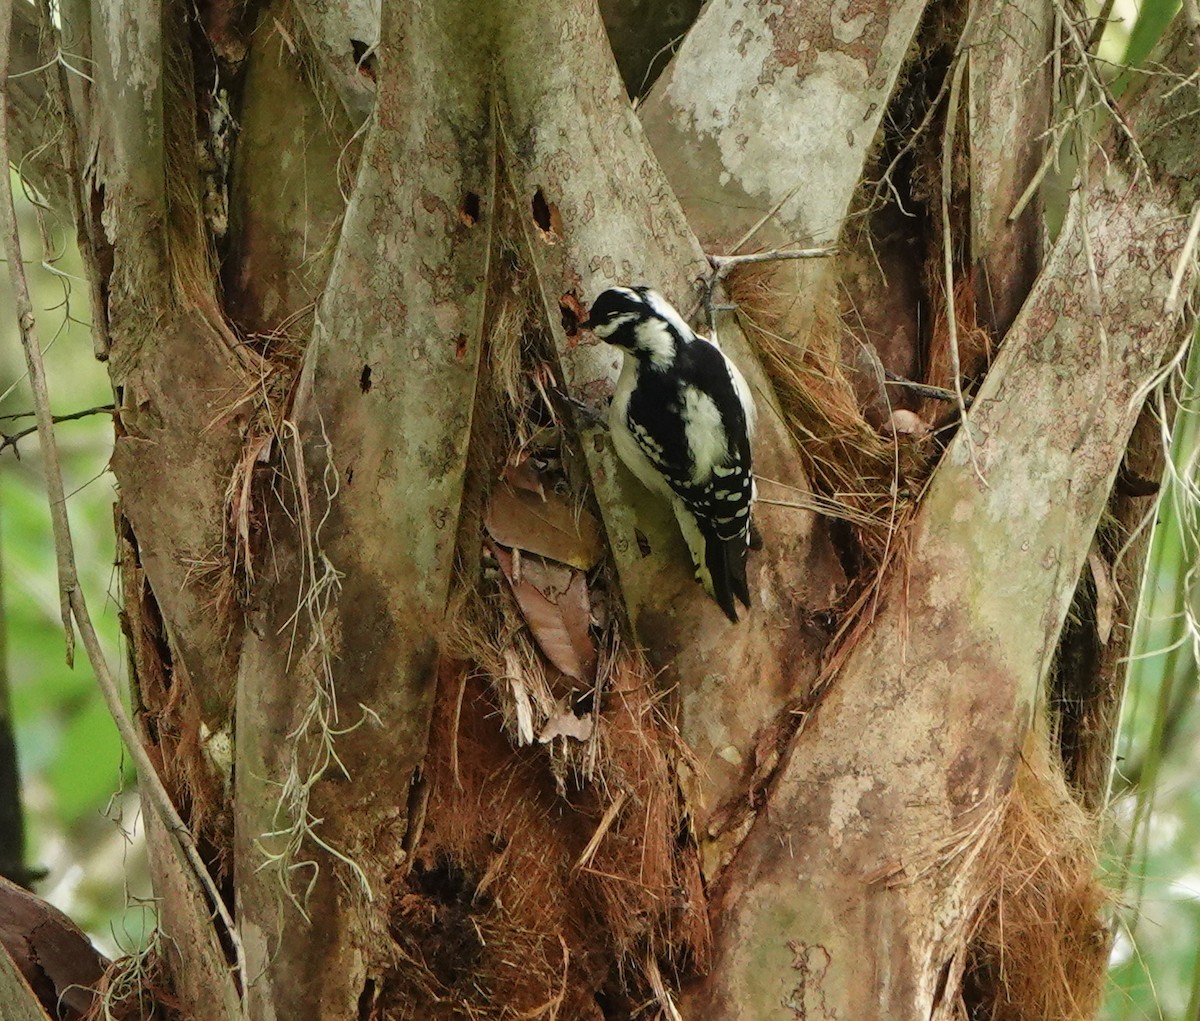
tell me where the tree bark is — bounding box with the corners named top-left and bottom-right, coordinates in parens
top-left (233, 2), bottom-right (493, 1013)
top-left (2, 2), bottom-right (1195, 1019)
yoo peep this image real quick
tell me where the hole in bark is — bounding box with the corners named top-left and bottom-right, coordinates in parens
top-left (346, 466), bottom-right (355, 487)
top-left (594, 983), bottom-right (636, 1020)
top-left (350, 38), bottom-right (377, 80)
top-left (826, 517), bottom-right (863, 581)
top-left (360, 365), bottom-right (373, 393)
top-left (454, 334), bottom-right (468, 361)
top-left (532, 188), bottom-right (551, 230)
top-left (1116, 463), bottom-right (1160, 497)
top-left (634, 528), bottom-right (651, 557)
top-left (807, 609), bottom-right (837, 636)
top-left (356, 977), bottom-right (376, 1021)
top-left (408, 851), bottom-right (480, 905)
top-left (559, 292), bottom-right (584, 337)
top-left (932, 955), bottom-right (954, 1010)
top-left (531, 187), bottom-right (561, 239)
top-left (89, 185), bottom-right (114, 360)
top-left (459, 191), bottom-right (481, 226)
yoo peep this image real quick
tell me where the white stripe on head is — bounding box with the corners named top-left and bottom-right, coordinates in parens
top-left (634, 317), bottom-right (677, 369)
top-left (638, 288), bottom-right (695, 341)
top-left (592, 311), bottom-right (639, 339)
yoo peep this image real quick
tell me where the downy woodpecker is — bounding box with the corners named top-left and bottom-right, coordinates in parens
top-left (582, 286), bottom-right (757, 622)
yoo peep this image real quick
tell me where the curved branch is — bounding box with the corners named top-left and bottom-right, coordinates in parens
top-left (640, 0), bottom-right (930, 339)
top-left (232, 2), bottom-right (494, 1015)
top-left (496, 0), bottom-right (839, 841)
top-left (688, 24), bottom-right (1200, 1019)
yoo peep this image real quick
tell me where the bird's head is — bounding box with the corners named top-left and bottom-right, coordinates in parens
top-left (582, 285), bottom-right (691, 365)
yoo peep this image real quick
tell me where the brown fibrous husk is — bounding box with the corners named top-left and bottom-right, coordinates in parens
top-left (379, 652), bottom-right (708, 1020)
top-left (376, 193), bottom-right (708, 1019)
top-left (961, 734), bottom-right (1110, 1021)
top-left (727, 265), bottom-right (931, 575)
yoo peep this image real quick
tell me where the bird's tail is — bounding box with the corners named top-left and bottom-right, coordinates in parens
top-left (703, 528), bottom-right (751, 623)
top-left (673, 502), bottom-right (753, 622)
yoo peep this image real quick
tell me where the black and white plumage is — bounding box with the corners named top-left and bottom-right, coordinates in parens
top-left (582, 285), bottom-right (757, 622)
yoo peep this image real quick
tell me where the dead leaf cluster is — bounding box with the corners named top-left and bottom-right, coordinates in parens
top-left (486, 455), bottom-right (602, 686)
top-left (375, 212), bottom-right (706, 1018)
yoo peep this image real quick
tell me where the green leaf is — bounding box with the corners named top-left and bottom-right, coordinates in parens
top-left (1124, 0), bottom-right (1181, 67)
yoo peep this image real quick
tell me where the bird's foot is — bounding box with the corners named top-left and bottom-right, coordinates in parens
top-left (556, 389), bottom-right (608, 430)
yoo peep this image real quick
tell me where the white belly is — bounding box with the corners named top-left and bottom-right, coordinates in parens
top-left (609, 356), bottom-right (674, 501)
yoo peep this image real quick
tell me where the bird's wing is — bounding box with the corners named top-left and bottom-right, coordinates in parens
top-left (623, 385), bottom-right (750, 539)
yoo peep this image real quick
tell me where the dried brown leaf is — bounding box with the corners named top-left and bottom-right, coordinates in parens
top-left (537, 710), bottom-right (595, 744)
top-left (495, 549), bottom-right (596, 681)
top-left (1088, 550), bottom-right (1115, 646)
top-left (485, 482), bottom-right (601, 569)
top-left (503, 457), bottom-right (545, 499)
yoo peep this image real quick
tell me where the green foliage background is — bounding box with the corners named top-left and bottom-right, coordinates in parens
top-left (1094, 6), bottom-right (1200, 1019)
top-left (2, 174), bottom-right (150, 957)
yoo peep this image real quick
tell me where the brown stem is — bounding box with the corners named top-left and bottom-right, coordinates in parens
top-left (0, 404), bottom-right (115, 455)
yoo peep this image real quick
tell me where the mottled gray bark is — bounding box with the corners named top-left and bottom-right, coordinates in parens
top-left (688, 25), bottom-right (1199, 1019)
top-left (233, 2), bottom-right (493, 1013)
top-left (640, 0), bottom-right (929, 344)
top-left (636, 0), bottom-right (938, 870)
top-left (967, 2), bottom-right (1054, 338)
top-left (497, 0), bottom-right (838, 845)
top-left (2, 2), bottom-right (1193, 1020)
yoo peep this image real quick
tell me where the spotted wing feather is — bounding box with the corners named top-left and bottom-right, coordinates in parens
top-left (623, 340), bottom-right (754, 620)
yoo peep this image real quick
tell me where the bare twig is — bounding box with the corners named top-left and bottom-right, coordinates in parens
top-left (1008, 74), bottom-right (1092, 223)
top-left (0, 403), bottom-right (115, 454)
top-left (728, 182), bottom-right (804, 255)
top-left (1165, 199), bottom-right (1200, 317)
top-left (0, 5), bottom-right (247, 1011)
top-left (634, 30), bottom-right (686, 100)
top-left (707, 246), bottom-right (838, 280)
top-left (1050, 0), bottom-right (1149, 178)
top-left (883, 370), bottom-right (957, 402)
top-left (1084, 0), bottom-right (1118, 54)
top-left (939, 46), bottom-right (987, 485)
top-left (1, 28), bottom-right (72, 662)
top-left (697, 246), bottom-right (838, 335)
top-left (1072, 140), bottom-right (1112, 451)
